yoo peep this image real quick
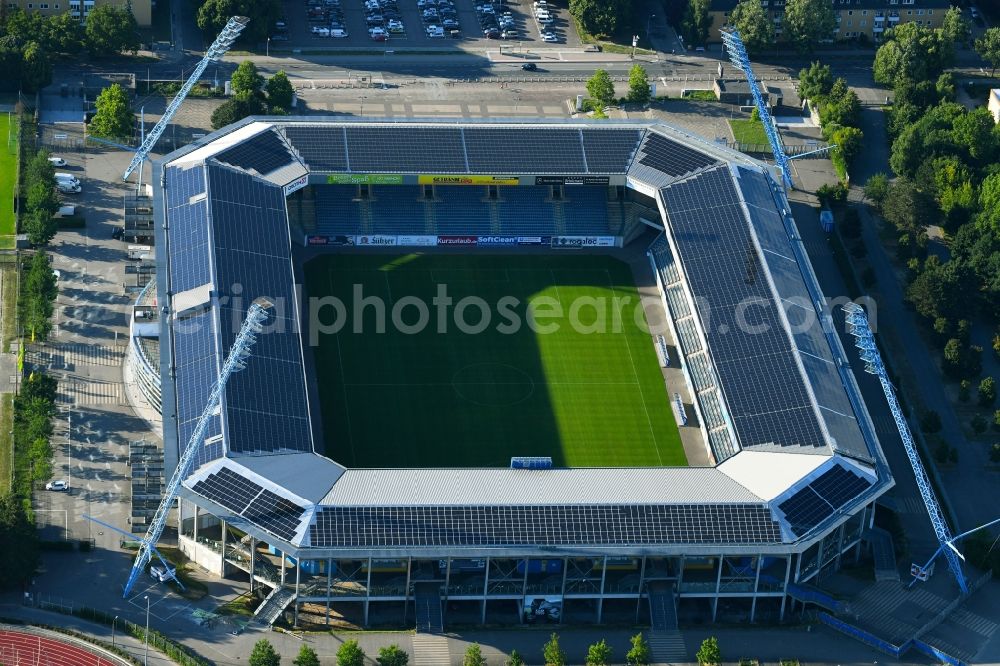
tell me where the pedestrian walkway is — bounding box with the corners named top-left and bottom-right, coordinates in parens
top-left (412, 633), bottom-right (449, 665)
top-left (648, 630), bottom-right (685, 663)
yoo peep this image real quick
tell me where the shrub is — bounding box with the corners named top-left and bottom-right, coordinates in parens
top-left (464, 644), bottom-right (487, 666)
top-left (337, 640), bottom-right (365, 666)
top-left (840, 208), bottom-right (862, 239)
top-left (972, 414), bottom-right (988, 435)
top-left (979, 377), bottom-right (997, 406)
top-left (933, 439), bottom-right (950, 464)
top-left (920, 410), bottom-right (942, 434)
top-left (377, 645), bottom-right (408, 666)
top-left (543, 634), bottom-right (566, 666)
top-left (696, 637), bottom-right (721, 666)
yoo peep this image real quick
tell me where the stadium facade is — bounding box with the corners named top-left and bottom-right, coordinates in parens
top-left (145, 117), bottom-right (893, 629)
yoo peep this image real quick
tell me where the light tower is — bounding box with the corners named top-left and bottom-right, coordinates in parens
top-left (842, 303), bottom-right (969, 594)
top-left (88, 298), bottom-right (273, 597)
top-left (122, 16), bottom-right (250, 184)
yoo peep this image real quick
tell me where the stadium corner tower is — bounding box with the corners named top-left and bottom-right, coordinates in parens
top-left (144, 117), bottom-right (893, 629)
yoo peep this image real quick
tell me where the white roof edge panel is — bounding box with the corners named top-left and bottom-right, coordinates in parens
top-left (718, 450), bottom-right (831, 502)
top-left (168, 121), bottom-right (274, 168)
top-left (321, 467), bottom-right (763, 507)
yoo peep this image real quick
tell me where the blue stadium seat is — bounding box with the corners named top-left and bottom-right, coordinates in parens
top-left (497, 187), bottom-right (555, 235)
top-left (369, 186), bottom-right (426, 234)
top-left (563, 187), bottom-right (610, 235)
top-left (434, 186), bottom-right (492, 234)
top-left (314, 185), bottom-right (363, 236)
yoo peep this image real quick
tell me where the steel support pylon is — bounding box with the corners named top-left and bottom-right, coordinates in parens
top-left (842, 303), bottom-right (968, 594)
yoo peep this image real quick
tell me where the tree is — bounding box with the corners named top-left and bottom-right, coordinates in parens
top-left (729, 0), bottom-right (773, 54)
top-left (568, 0), bottom-right (629, 38)
top-left (586, 639), bottom-right (613, 665)
top-left (627, 64), bottom-right (650, 105)
top-left (84, 4), bottom-right (140, 56)
top-left (798, 61), bottom-right (834, 102)
top-left (783, 0), bottom-right (836, 53)
top-left (210, 91), bottom-right (267, 130)
top-left (941, 6), bottom-right (971, 45)
top-left (542, 633), bottom-right (566, 666)
top-left (20, 41), bottom-right (51, 93)
top-left (980, 377), bottom-right (997, 407)
top-left (232, 60), bottom-right (264, 97)
top-left (625, 633), bottom-right (651, 665)
top-left (830, 126), bottom-right (864, 177)
top-left (293, 646), bottom-right (320, 666)
top-left (89, 83), bottom-right (133, 141)
top-left (266, 70), bottom-right (295, 112)
top-left (0, 493), bottom-right (39, 589)
top-left (25, 181), bottom-right (59, 217)
top-left (952, 107), bottom-right (998, 164)
top-left (975, 27), bottom-right (1000, 77)
top-left (249, 639), bottom-right (281, 666)
top-left (882, 179), bottom-right (933, 233)
top-left (874, 23), bottom-right (953, 86)
top-left (336, 639), bottom-right (365, 666)
top-left (464, 643), bottom-right (487, 666)
top-left (24, 208), bottom-right (58, 247)
top-left (696, 637), bottom-right (722, 666)
top-left (586, 69), bottom-right (615, 108)
top-left (682, 0), bottom-right (712, 47)
top-left (506, 651), bottom-right (524, 666)
top-left (197, 0), bottom-right (281, 43)
top-left (920, 410), bottom-right (942, 434)
top-left (377, 645), bottom-right (409, 666)
top-left (45, 12), bottom-right (86, 54)
top-left (19, 250), bottom-right (57, 341)
top-left (819, 78), bottom-right (861, 128)
top-left (935, 72), bottom-right (956, 101)
top-left (864, 172), bottom-right (890, 211)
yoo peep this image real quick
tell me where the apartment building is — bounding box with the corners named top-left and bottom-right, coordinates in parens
top-left (707, 0), bottom-right (949, 43)
top-left (4, 0), bottom-right (151, 27)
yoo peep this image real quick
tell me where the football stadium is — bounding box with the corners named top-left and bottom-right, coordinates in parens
top-left (139, 117), bottom-right (894, 630)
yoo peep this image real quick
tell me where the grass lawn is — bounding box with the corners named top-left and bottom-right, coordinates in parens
top-left (0, 113), bottom-right (18, 238)
top-left (305, 253), bottom-right (685, 469)
top-left (1, 264), bottom-right (16, 352)
top-left (0, 393), bottom-right (12, 494)
top-left (729, 118), bottom-right (770, 146)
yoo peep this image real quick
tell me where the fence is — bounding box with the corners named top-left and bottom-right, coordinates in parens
top-left (818, 611), bottom-right (967, 665)
top-left (29, 595), bottom-right (213, 666)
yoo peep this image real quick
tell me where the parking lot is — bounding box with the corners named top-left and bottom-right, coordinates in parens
top-left (276, 0), bottom-right (581, 48)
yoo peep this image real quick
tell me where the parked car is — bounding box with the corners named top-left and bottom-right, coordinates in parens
top-left (57, 182), bottom-right (81, 194)
top-left (426, 25), bottom-right (445, 37)
top-left (387, 19), bottom-right (404, 32)
top-left (541, 31), bottom-right (558, 42)
top-left (45, 480), bottom-right (68, 491)
top-left (522, 62), bottom-right (538, 71)
top-left (331, 28), bottom-right (348, 37)
top-left (47, 156), bottom-right (67, 167)
top-left (311, 25), bottom-right (331, 36)
top-left (150, 564), bottom-right (176, 583)
top-left (270, 33), bottom-right (290, 41)
top-left (369, 27), bottom-right (388, 40)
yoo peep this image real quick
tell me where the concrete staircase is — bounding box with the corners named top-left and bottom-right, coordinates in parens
top-left (648, 581), bottom-right (678, 630)
top-left (412, 633), bottom-right (450, 665)
top-left (864, 527), bottom-right (900, 582)
top-left (414, 582), bottom-right (444, 634)
top-left (252, 586), bottom-right (296, 626)
top-left (647, 630), bottom-right (686, 664)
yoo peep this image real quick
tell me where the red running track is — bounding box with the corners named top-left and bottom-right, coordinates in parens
top-left (0, 629), bottom-right (122, 665)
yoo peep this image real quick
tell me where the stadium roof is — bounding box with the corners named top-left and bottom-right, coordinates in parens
top-left (157, 117), bottom-right (891, 557)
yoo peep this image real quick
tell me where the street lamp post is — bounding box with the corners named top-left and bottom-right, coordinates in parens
top-left (266, 37), bottom-right (270, 57)
top-left (144, 596), bottom-right (150, 666)
top-left (112, 615), bottom-right (118, 648)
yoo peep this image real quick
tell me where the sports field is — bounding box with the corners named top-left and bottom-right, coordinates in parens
top-left (305, 253), bottom-right (686, 468)
top-left (0, 112), bottom-right (18, 241)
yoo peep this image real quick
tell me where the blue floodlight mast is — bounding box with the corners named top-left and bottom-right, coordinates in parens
top-left (720, 29), bottom-right (793, 189)
top-left (90, 299), bottom-right (273, 597)
top-left (842, 303), bottom-right (969, 595)
top-left (122, 15), bottom-right (249, 182)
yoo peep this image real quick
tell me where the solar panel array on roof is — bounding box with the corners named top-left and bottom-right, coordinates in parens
top-left (639, 132), bottom-right (719, 178)
top-left (192, 467), bottom-right (264, 515)
top-left (660, 167), bottom-right (827, 452)
top-left (465, 128), bottom-right (586, 173)
top-left (165, 165), bottom-right (205, 208)
top-left (192, 468), bottom-right (307, 541)
top-left (166, 165), bottom-right (212, 293)
top-left (282, 125), bottom-right (348, 171)
top-left (309, 503), bottom-right (782, 548)
top-left (347, 126), bottom-right (466, 172)
top-left (581, 128), bottom-right (644, 173)
top-left (205, 165), bottom-right (313, 455)
top-left (777, 464), bottom-right (872, 536)
top-left (215, 129), bottom-right (294, 175)
top-left (243, 489), bottom-right (307, 541)
top-left (172, 308), bottom-right (225, 466)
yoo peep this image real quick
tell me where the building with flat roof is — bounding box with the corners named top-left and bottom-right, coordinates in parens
top-left (706, 0), bottom-right (947, 43)
top-left (5, 0), bottom-right (150, 27)
top-left (142, 117), bottom-right (893, 630)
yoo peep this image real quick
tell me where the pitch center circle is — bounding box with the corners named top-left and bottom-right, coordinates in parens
top-left (451, 363), bottom-right (535, 407)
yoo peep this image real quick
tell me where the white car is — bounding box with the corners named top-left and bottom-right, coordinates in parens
top-left (57, 182), bottom-right (81, 194)
top-left (47, 156), bottom-right (67, 167)
top-left (45, 480), bottom-right (68, 491)
top-left (387, 19), bottom-right (404, 32)
top-left (150, 564), bottom-right (177, 582)
top-left (541, 31), bottom-right (558, 42)
top-left (331, 28), bottom-right (348, 37)
top-left (311, 25), bottom-right (330, 36)
top-left (426, 25), bottom-right (445, 37)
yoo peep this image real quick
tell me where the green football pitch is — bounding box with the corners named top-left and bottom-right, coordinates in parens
top-left (304, 253), bottom-right (686, 469)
